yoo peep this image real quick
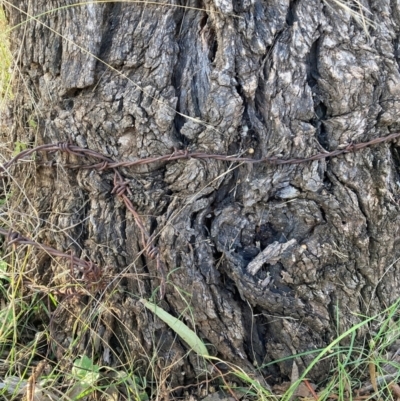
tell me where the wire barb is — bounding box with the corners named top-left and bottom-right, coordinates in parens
top-left (112, 173), bottom-right (131, 197)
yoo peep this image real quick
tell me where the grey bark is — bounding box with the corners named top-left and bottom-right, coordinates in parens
top-left (3, 0), bottom-right (400, 387)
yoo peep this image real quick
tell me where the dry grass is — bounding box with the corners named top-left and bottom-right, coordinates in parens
top-left (0, 4), bottom-right (12, 105)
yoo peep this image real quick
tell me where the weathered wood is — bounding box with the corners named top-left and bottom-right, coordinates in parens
top-left (3, 0), bottom-right (400, 386)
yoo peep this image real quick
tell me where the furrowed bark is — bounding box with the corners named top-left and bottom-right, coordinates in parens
top-left (2, 0), bottom-right (400, 386)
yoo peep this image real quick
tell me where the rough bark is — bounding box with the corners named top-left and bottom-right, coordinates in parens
top-left (3, 0), bottom-right (400, 387)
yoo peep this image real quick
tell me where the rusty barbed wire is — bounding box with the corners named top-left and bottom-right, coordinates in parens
top-left (0, 227), bottom-right (104, 288)
top-left (111, 170), bottom-right (167, 297)
top-left (0, 132), bottom-right (399, 296)
top-left (2, 132), bottom-right (400, 177)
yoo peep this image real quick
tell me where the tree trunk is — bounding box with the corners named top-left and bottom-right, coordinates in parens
top-left (3, 0), bottom-right (400, 389)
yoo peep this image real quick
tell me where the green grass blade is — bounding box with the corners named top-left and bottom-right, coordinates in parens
top-left (141, 299), bottom-right (209, 357)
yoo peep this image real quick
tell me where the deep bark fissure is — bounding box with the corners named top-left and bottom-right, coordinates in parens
top-left (286, 0), bottom-right (300, 27)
